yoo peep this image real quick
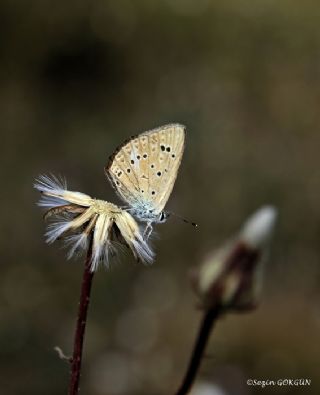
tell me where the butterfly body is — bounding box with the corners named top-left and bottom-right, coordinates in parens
top-left (105, 123), bottom-right (185, 229)
top-left (128, 202), bottom-right (168, 224)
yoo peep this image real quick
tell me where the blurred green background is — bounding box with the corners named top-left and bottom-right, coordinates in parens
top-left (1, 0), bottom-right (319, 394)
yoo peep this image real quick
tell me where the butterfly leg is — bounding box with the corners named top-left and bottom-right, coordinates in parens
top-left (143, 222), bottom-right (153, 240)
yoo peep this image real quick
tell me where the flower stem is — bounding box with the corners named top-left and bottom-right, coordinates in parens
top-left (68, 236), bottom-right (94, 395)
top-left (175, 307), bottom-right (221, 395)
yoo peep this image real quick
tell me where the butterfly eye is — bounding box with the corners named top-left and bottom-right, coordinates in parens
top-left (159, 212), bottom-right (167, 222)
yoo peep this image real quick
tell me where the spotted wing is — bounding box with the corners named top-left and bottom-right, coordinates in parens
top-left (105, 124), bottom-right (185, 215)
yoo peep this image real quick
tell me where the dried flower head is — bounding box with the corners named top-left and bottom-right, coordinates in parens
top-left (192, 206), bottom-right (277, 311)
top-left (34, 175), bottom-right (154, 271)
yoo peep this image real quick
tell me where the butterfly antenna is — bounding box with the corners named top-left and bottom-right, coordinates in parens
top-left (167, 212), bottom-right (198, 228)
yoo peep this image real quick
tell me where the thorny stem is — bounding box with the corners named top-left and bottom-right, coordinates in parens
top-left (175, 306), bottom-right (221, 395)
top-left (68, 236), bottom-right (94, 395)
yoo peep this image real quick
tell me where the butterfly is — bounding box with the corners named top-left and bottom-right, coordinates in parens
top-left (105, 124), bottom-right (186, 237)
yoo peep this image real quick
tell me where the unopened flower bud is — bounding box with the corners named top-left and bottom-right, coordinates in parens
top-left (240, 206), bottom-right (277, 249)
top-left (192, 206), bottom-right (277, 312)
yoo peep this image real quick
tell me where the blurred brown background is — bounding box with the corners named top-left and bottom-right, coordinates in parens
top-left (1, 1), bottom-right (319, 394)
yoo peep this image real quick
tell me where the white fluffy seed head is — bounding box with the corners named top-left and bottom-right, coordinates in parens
top-left (114, 211), bottom-right (155, 265)
top-left (35, 175), bottom-right (155, 270)
top-left (34, 174), bottom-right (93, 207)
top-left (65, 233), bottom-right (89, 260)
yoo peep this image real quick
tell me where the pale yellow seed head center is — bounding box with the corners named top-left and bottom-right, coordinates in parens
top-left (91, 199), bottom-right (122, 216)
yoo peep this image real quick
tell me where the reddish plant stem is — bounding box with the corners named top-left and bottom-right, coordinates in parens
top-left (175, 307), bottom-right (221, 395)
top-left (68, 236), bottom-right (94, 395)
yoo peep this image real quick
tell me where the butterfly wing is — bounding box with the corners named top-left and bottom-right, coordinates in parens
top-left (105, 123), bottom-right (185, 216)
top-left (144, 124), bottom-right (185, 214)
